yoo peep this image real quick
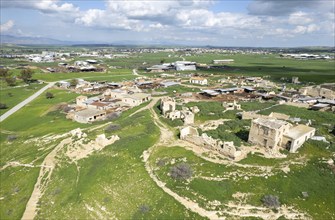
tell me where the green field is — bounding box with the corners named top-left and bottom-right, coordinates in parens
top-left (0, 49), bottom-right (334, 219)
top-left (0, 83), bottom-right (45, 115)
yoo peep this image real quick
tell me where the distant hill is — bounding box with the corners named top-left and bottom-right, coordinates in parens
top-left (0, 35), bottom-right (77, 45)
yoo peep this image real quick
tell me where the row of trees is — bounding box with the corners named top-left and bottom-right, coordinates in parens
top-left (0, 68), bottom-right (34, 86)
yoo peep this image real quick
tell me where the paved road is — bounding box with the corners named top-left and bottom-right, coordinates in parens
top-left (0, 82), bottom-right (56, 123)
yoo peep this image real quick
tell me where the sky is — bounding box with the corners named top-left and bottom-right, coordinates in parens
top-left (1, 0), bottom-right (334, 47)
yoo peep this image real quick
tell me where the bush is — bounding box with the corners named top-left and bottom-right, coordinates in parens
top-left (5, 77), bottom-right (16, 86)
top-left (0, 103), bottom-right (8, 109)
top-left (138, 204), bottom-right (150, 213)
top-left (105, 124), bottom-right (121, 132)
top-left (170, 162), bottom-right (193, 180)
top-left (46, 92), bottom-right (54, 99)
top-left (106, 112), bottom-right (121, 121)
top-left (62, 106), bottom-right (73, 113)
top-left (7, 135), bottom-right (17, 142)
top-left (157, 158), bottom-right (168, 167)
top-left (261, 195), bottom-right (281, 209)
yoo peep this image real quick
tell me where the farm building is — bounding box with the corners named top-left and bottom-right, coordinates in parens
top-left (74, 109), bottom-right (106, 123)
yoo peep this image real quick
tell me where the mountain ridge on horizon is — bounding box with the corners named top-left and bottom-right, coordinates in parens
top-left (1, 34), bottom-right (334, 49)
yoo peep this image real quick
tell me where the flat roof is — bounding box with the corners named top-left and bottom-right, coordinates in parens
top-left (75, 109), bottom-right (106, 118)
top-left (215, 87), bottom-right (240, 93)
top-left (284, 125), bottom-right (315, 140)
top-left (201, 89), bottom-right (220, 96)
top-left (126, 93), bottom-right (151, 100)
top-left (253, 118), bottom-right (289, 129)
top-left (90, 102), bottom-right (109, 107)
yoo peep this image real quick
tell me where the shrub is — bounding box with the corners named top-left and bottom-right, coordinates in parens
top-left (106, 112), bottom-right (121, 120)
top-left (0, 103), bottom-right (8, 109)
top-left (261, 195), bottom-right (281, 209)
top-left (170, 162), bottom-right (193, 180)
top-left (62, 106), bottom-right (73, 113)
top-left (7, 135), bottom-right (17, 142)
top-left (46, 92), bottom-right (54, 99)
top-left (5, 77), bottom-right (16, 86)
top-left (157, 158), bottom-right (168, 167)
top-left (105, 124), bottom-right (121, 132)
top-left (138, 204), bottom-right (150, 213)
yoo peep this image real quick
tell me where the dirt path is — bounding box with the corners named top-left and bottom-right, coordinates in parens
top-left (141, 101), bottom-right (308, 220)
top-left (142, 107), bottom-right (221, 219)
top-left (129, 97), bottom-right (162, 117)
top-left (21, 137), bottom-right (72, 220)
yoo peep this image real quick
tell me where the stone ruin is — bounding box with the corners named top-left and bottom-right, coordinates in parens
top-left (66, 128), bottom-right (120, 161)
top-left (180, 126), bottom-right (243, 160)
top-left (160, 97), bottom-right (196, 125)
top-left (222, 100), bottom-right (241, 111)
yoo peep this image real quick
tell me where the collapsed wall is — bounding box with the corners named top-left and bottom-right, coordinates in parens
top-left (180, 126), bottom-right (243, 160)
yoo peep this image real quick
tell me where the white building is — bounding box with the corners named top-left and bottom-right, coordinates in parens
top-left (190, 77), bottom-right (208, 85)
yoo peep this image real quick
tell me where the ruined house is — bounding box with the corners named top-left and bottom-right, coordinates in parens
top-left (160, 98), bottom-right (195, 125)
top-left (222, 100), bottom-right (241, 110)
top-left (160, 97), bottom-right (176, 115)
top-left (299, 86), bottom-right (335, 99)
top-left (167, 110), bottom-right (195, 125)
top-left (180, 126), bottom-right (242, 160)
top-left (248, 118), bottom-right (315, 153)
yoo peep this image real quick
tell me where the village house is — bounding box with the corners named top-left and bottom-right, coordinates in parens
top-left (189, 77), bottom-right (208, 85)
top-left (248, 118), bottom-right (315, 153)
top-left (73, 109), bottom-right (106, 123)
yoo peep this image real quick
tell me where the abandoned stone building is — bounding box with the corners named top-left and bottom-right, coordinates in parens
top-left (160, 97), bottom-right (195, 125)
top-left (160, 97), bottom-right (176, 115)
top-left (299, 85), bottom-right (335, 99)
top-left (248, 118), bottom-right (315, 153)
top-left (180, 126), bottom-right (243, 160)
top-left (167, 109), bottom-right (195, 125)
top-left (222, 100), bottom-right (241, 110)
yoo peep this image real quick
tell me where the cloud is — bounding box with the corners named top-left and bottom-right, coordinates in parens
top-left (0, 20), bottom-right (15, 32)
top-left (247, 0), bottom-right (321, 16)
top-left (1, 0), bottom-right (79, 13)
top-left (288, 11), bottom-right (313, 25)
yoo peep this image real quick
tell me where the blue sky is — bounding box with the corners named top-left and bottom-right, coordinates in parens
top-left (1, 0), bottom-right (334, 46)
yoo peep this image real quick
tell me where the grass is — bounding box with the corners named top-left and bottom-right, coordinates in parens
top-left (154, 85), bottom-right (201, 96)
top-left (34, 111), bottom-right (202, 219)
top-left (258, 104), bottom-right (335, 140)
top-left (149, 142), bottom-right (335, 219)
top-left (0, 83), bottom-right (45, 116)
top-left (185, 54), bottom-right (335, 83)
top-left (33, 69), bottom-right (134, 82)
top-left (185, 101), bottom-right (240, 122)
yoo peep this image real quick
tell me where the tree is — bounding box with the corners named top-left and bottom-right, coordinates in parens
top-left (5, 77), bottom-right (16, 86)
top-left (170, 163), bottom-right (193, 180)
top-left (70, 79), bottom-right (78, 87)
top-left (46, 92), bottom-right (54, 99)
top-left (160, 58), bottom-right (166, 64)
top-left (0, 68), bottom-right (10, 79)
top-left (20, 69), bottom-right (34, 83)
top-left (261, 195), bottom-right (281, 209)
